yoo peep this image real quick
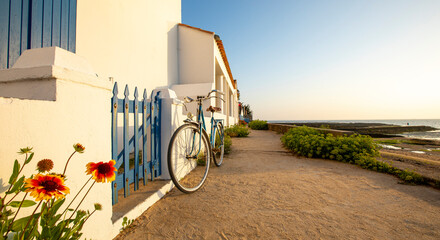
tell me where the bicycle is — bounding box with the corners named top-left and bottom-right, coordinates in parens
top-left (167, 90), bottom-right (225, 193)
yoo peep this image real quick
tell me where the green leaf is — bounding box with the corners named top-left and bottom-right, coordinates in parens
top-left (50, 198), bottom-right (65, 214)
top-left (62, 218), bottom-right (86, 240)
top-left (8, 176), bottom-right (25, 194)
top-left (40, 227), bottom-right (50, 240)
top-left (9, 160), bottom-right (20, 185)
top-left (13, 233), bottom-right (20, 240)
top-left (25, 152), bottom-right (34, 164)
top-left (12, 214), bottom-right (41, 237)
top-left (21, 222), bottom-right (39, 240)
top-left (11, 216), bottom-right (31, 232)
top-left (1, 220), bottom-right (10, 238)
top-left (48, 213), bottom-right (63, 226)
top-left (9, 200), bottom-right (36, 208)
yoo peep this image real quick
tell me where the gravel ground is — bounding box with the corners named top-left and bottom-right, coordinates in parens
top-left (115, 130), bottom-right (440, 240)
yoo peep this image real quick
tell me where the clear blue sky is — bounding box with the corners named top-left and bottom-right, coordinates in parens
top-left (182, 0), bottom-right (440, 120)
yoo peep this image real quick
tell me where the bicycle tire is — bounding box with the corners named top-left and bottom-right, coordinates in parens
top-left (213, 122), bottom-right (225, 167)
top-left (167, 123), bottom-right (211, 193)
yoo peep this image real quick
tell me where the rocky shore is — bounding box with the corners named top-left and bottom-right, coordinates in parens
top-left (282, 122), bottom-right (437, 138)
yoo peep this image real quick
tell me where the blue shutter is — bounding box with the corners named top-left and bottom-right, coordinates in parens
top-left (0, 0), bottom-right (77, 70)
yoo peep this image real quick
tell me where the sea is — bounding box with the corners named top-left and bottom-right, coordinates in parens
top-left (269, 119), bottom-right (440, 140)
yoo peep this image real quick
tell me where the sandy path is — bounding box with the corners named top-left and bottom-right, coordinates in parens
top-left (115, 130), bottom-right (440, 240)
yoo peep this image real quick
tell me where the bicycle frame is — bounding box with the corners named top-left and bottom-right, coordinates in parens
top-left (187, 100), bottom-right (223, 158)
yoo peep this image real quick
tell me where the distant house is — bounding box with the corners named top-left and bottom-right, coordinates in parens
top-left (0, 1), bottom-right (238, 239)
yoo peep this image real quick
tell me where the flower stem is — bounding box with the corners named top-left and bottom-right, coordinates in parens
top-left (60, 176), bottom-right (92, 217)
top-left (79, 209), bottom-right (96, 230)
top-left (27, 203), bottom-right (46, 239)
top-left (68, 181), bottom-right (96, 219)
top-left (5, 191), bottom-right (20, 206)
top-left (6, 192), bottom-right (28, 234)
top-left (57, 181), bottom-right (96, 240)
top-left (20, 201), bottom-right (42, 240)
top-left (62, 151), bottom-right (76, 176)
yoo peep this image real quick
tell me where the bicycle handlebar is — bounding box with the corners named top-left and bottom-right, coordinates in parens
top-left (184, 96), bottom-right (194, 103)
top-left (183, 90), bottom-right (225, 103)
top-left (206, 95), bottom-right (225, 102)
top-left (207, 89), bottom-right (225, 97)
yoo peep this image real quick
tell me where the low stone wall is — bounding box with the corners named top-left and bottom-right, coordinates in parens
top-left (268, 123), bottom-right (354, 137)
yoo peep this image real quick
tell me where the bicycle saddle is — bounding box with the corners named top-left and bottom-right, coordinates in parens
top-left (206, 106), bottom-right (221, 112)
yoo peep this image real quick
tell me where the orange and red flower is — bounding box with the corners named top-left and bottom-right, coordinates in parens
top-left (86, 160), bottom-right (117, 183)
top-left (24, 174), bottom-right (70, 201)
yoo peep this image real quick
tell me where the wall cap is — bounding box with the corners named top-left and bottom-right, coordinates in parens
top-left (12, 47), bottom-right (96, 76)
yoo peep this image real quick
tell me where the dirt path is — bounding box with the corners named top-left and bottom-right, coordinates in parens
top-left (115, 130), bottom-right (440, 240)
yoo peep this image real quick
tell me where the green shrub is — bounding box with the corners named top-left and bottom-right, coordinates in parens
top-left (281, 126), bottom-right (425, 185)
top-left (224, 134), bottom-right (232, 154)
top-left (397, 169), bottom-right (424, 184)
top-left (214, 132), bottom-right (232, 154)
top-left (225, 125), bottom-right (250, 137)
top-left (197, 151), bottom-right (206, 166)
top-left (281, 126), bottom-right (379, 161)
top-left (249, 120), bottom-right (269, 130)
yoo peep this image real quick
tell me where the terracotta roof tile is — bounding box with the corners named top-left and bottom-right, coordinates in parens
top-left (178, 23), bottom-right (214, 35)
top-left (215, 37), bottom-right (236, 89)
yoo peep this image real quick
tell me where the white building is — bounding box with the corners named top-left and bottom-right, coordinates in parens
top-left (0, 0), bottom-right (239, 239)
top-left (172, 24), bottom-right (239, 126)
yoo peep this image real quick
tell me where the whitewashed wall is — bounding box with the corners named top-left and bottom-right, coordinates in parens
top-left (76, 0), bottom-right (181, 90)
top-left (0, 47), bottom-right (189, 240)
top-left (0, 48), bottom-right (114, 240)
top-left (178, 25), bottom-right (214, 85)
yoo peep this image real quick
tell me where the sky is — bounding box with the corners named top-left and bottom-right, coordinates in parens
top-left (182, 0), bottom-right (440, 121)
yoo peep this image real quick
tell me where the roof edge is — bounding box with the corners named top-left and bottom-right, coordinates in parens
top-left (178, 23), bottom-right (214, 35)
top-left (215, 38), bottom-right (236, 89)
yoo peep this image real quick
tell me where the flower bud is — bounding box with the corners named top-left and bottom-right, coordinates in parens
top-left (18, 147), bottom-right (33, 154)
top-left (73, 143), bottom-right (85, 153)
top-left (94, 203), bottom-right (103, 211)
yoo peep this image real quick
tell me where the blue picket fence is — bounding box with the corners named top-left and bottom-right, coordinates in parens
top-left (111, 82), bottom-right (161, 205)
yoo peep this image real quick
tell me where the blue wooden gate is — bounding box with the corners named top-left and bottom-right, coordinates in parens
top-left (111, 82), bottom-right (161, 205)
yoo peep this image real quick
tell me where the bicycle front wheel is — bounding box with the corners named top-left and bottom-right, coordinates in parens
top-left (213, 122), bottom-right (225, 167)
top-left (167, 123), bottom-right (211, 193)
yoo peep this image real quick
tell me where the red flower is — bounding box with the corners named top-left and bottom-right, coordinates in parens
top-left (24, 174), bottom-right (70, 201)
top-left (86, 160), bottom-right (117, 183)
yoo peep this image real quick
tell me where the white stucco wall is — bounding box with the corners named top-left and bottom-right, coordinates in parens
top-left (178, 25), bottom-right (215, 85)
top-left (76, 0), bottom-right (181, 91)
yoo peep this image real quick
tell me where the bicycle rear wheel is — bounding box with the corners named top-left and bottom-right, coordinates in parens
top-left (167, 123), bottom-right (211, 193)
top-left (213, 122), bottom-right (225, 167)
